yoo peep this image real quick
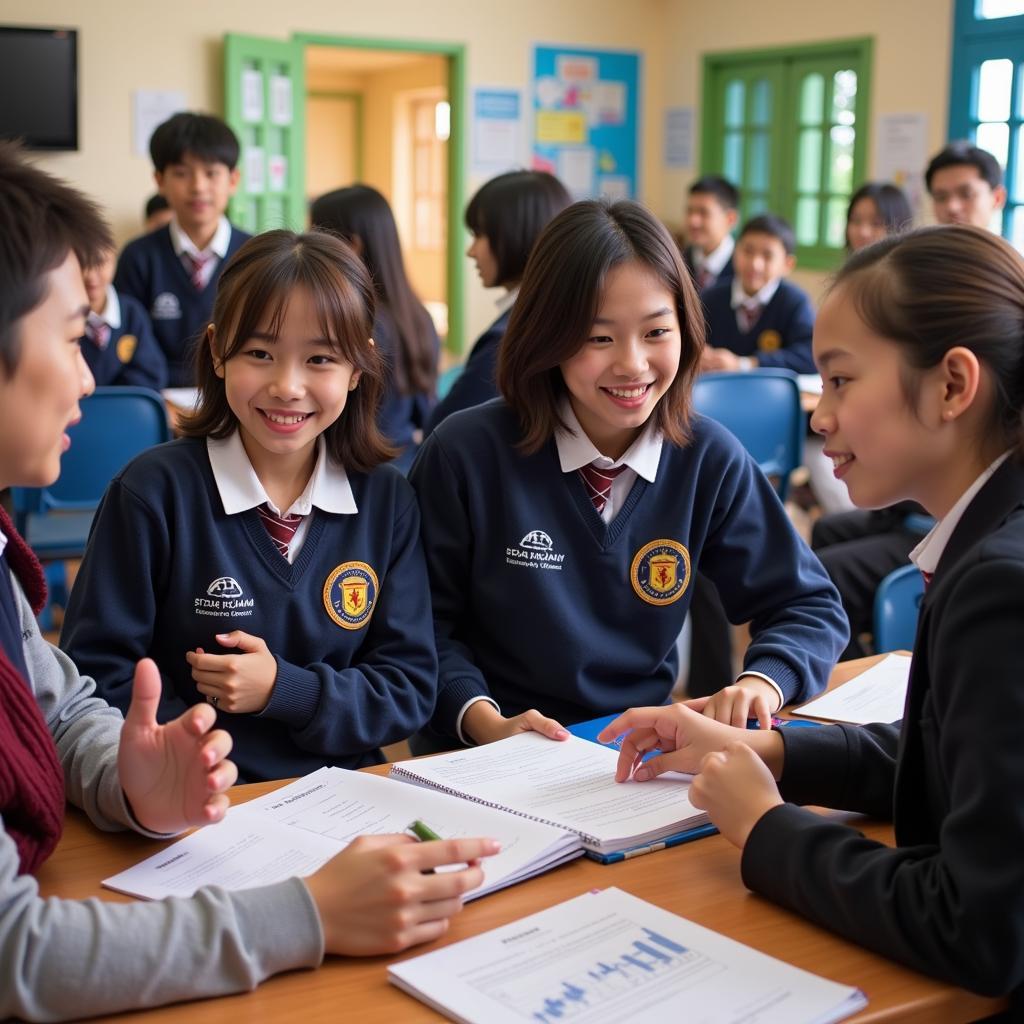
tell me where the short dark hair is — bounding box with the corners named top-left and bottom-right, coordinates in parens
top-left (846, 182), bottom-right (912, 247)
top-left (925, 142), bottom-right (1003, 192)
top-left (0, 141), bottom-right (113, 375)
top-left (149, 112), bottom-right (240, 172)
top-left (179, 230), bottom-right (395, 472)
top-left (497, 200), bottom-right (706, 454)
top-left (145, 193), bottom-right (170, 218)
top-left (688, 175), bottom-right (740, 211)
top-left (738, 213), bottom-right (796, 256)
top-left (464, 170), bottom-right (572, 286)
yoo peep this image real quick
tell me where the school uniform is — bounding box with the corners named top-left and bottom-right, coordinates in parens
top-left (702, 277), bottom-right (815, 374)
top-left (423, 290), bottom-right (516, 435)
top-left (61, 434), bottom-right (437, 784)
top-left (79, 286), bottom-right (168, 390)
top-left (114, 217), bottom-right (251, 387)
top-left (744, 453), bottom-right (1024, 1004)
top-left (409, 398), bottom-right (847, 741)
top-left (684, 235), bottom-right (735, 292)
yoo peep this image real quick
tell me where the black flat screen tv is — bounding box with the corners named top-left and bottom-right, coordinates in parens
top-left (0, 26), bottom-right (78, 150)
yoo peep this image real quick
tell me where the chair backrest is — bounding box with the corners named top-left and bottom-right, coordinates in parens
top-left (873, 563), bottom-right (925, 654)
top-left (692, 370), bottom-right (805, 500)
top-left (437, 364), bottom-right (462, 400)
top-left (12, 386), bottom-right (171, 524)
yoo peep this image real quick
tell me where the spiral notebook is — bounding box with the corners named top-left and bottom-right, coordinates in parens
top-left (389, 732), bottom-right (711, 860)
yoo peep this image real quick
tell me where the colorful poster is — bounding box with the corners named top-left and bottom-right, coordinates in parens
top-left (532, 45), bottom-right (640, 199)
top-left (472, 88), bottom-right (524, 174)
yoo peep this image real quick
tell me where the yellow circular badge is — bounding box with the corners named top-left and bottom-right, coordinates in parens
top-left (757, 329), bottom-right (782, 353)
top-left (323, 561), bottom-right (379, 630)
top-left (630, 540), bottom-right (691, 606)
top-left (116, 334), bottom-right (138, 363)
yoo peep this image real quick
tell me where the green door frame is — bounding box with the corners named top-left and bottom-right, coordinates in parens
top-left (295, 32), bottom-right (467, 353)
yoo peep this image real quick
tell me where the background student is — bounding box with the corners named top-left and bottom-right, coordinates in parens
top-left (409, 200), bottom-right (846, 749)
top-left (423, 169), bottom-right (571, 433)
top-left (80, 240), bottom-right (168, 389)
top-left (681, 174), bottom-right (740, 290)
top-left (844, 181), bottom-right (912, 252)
top-left (115, 112), bottom-right (252, 386)
top-left (603, 225), bottom-right (1024, 1010)
top-left (311, 184), bottom-right (439, 473)
top-left (144, 192), bottom-right (173, 233)
top-left (700, 213), bottom-right (816, 374)
top-left (63, 230), bottom-right (437, 784)
top-left (926, 141), bottom-right (1007, 229)
top-left (0, 142), bottom-right (496, 1023)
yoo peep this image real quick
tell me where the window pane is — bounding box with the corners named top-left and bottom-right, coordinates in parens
top-left (800, 73), bottom-right (825, 125)
top-left (1016, 127), bottom-right (1024, 200)
top-left (1012, 206), bottom-right (1024, 250)
top-left (748, 131), bottom-right (770, 190)
top-left (977, 0), bottom-right (1024, 18)
top-left (826, 197), bottom-right (847, 248)
top-left (798, 129), bottom-right (822, 192)
top-left (831, 70), bottom-right (857, 126)
top-left (751, 79), bottom-right (772, 125)
top-left (978, 59), bottom-right (1013, 121)
top-left (725, 80), bottom-right (745, 127)
top-left (828, 125), bottom-right (856, 193)
top-left (746, 194), bottom-right (769, 218)
top-left (724, 132), bottom-right (744, 182)
top-left (977, 121), bottom-right (1010, 167)
top-left (796, 196), bottom-right (820, 245)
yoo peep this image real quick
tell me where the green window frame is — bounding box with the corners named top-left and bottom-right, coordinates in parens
top-left (702, 39), bottom-right (873, 271)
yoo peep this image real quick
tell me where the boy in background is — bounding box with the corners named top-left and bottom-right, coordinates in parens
top-left (700, 213), bottom-right (815, 375)
top-left (926, 141), bottom-right (1006, 231)
top-left (81, 243), bottom-right (167, 390)
top-left (116, 112), bottom-right (251, 386)
top-left (144, 193), bottom-right (172, 233)
top-left (682, 175), bottom-right (739, 291)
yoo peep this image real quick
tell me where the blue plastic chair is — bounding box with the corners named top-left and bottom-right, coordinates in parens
top-left (873, 564), bottom-right (925, 653)
top-left (437, 365), bottom-right (462, 400)
top-left (692, 369), bottom-right (805, 501)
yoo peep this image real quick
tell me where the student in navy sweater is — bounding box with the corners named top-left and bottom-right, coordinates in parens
top-left (603, 225), bottom-right (1024, 1009)
top-left (63, 230), bottom-right (438, 783)
top-left (409, 201), bottom-right (846, 747)
top-left (701, 214), bottom-right (815, 374)
top-left (424, 170), bottom-right (571, 434)
top-left (115, 113), bottom-right (252, 386)
top-left (682, 175), bottom-right (739, 292)
top-left (80, 243), bottom-right (167, 389)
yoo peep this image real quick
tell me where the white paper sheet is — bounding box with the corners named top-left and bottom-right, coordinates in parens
top-left (793, 653), bottom-right (911, 724)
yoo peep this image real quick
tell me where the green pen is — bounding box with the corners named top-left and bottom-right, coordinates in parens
top-left (408, 818), bottom-right (441, 843)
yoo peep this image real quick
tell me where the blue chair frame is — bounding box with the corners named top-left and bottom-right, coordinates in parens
top-left (873, 563), bottom-right (925, 653)
top-left (692, 369), bottom-right (805, 501)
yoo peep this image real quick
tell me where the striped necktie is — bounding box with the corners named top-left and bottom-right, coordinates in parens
top-left (258, 503), bottom-right (304, 560)
top-left (85, 319), bottom-right (111, 350)
top-left (183, 251), bottom-right (213, 291)
top-left (737, 302), bottom-right (763, 334)
top-left (579, 463), bottom-right (627, 516)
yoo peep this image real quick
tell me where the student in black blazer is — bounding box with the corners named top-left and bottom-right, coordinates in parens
top-left (601, 225), bottom-right (1024, 1009)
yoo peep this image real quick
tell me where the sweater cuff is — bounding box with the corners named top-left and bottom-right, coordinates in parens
top-left (741, 802), bottom-right (829, 899)
top-left (230, 876), bottom-right (325, 975)
top-left (259, 658), bottom-right (322, 729)
top-left (776, 721), bottom-right (854, 806)
top-left (743, 655), bottom-right (800, 704)
top-left (435, 675), bottom-right (490, 737)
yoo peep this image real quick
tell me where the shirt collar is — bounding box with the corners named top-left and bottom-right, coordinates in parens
top-left (731, 276), bottom-right (781, 310)
top-left (554, 398), bottom-right (662, 481)
top-left (699, 234), bottom-right (735, 277)
top-left (910, 451), bottom-right (1012, 574)
top-left (90, 285), bottom-right (121, 331)
top-left (169, 216), bottom-right (232, 260)
top-left (495, 286), bottom-right (519, 317)
top-left (206, 431), bottom-right (357, 517)
top-left (0, 524), bottom-right (7, 560)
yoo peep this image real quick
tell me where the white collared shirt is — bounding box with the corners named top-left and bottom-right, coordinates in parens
top-left (85, 286), bottom-right (121, 347)
top-left (910, 451), bottom-right (1012, 576)
top-left (170, 216), bottom-right (232, 289)
top-left (731, 276), bottom-right (781, 316)
top-left (495, 286), bottom-right (519, 318)
top-left (692, 234), bottom-right (735, 284)
top-left (206, 431), bottom-right (357, 563)
top-left (0, 525), bottom-right (7, 559)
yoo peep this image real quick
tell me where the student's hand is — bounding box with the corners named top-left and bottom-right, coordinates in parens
top-left (688, 675), bottom-right (779, 729)
top-left (701, 347), bottom-right (742, 372)
top-left (186, 631), bottom-right (278, 714)
top-left (304, 834), bottom-right (501, 956)
top-left (462, 701), bottom-right (569, 745)
top-left (690, 741), bottom-right (783, 848)
top-left (118, 658), bottom-right (237, 833)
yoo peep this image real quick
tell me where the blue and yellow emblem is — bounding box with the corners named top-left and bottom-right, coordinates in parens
top-left (116, 334), bottom-right (137, 363)
top-left (757, 329), bottom-right (782, 353)
top-left (630, 540), bottom-right (691, 606)
top-left (323, 561), bottom-right (379, 630)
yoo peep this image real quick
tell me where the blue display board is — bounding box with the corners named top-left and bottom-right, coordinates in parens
top-left (532, 45), bottom-right (641, 200)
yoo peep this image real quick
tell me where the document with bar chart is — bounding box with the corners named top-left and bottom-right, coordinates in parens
top-left (388, 888), bottom-right (866, 1024)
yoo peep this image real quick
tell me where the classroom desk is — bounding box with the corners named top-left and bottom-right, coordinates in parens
top-left (35, 656), bottom-right (1005, 1024)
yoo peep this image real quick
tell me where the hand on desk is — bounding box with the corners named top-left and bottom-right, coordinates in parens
top-left (462, 701), bottom-right (569, 745)
top-left (688, 675), bottom-right (779, 730)
top-left (304, 834), bottom-right (501, 956)
top-left (701, 347), bottom-right (746, 372)
top-left (118, 658), bottom-right (238, 834)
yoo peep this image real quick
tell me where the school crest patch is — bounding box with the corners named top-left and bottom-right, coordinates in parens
top-left (323, 561), bottom-right (379, 629)
top-left (757, 329), bottom-right (782, 352)
top-left (630, 540), bottom-right (691, 606)
top-left (116, 334), bottom-right (137, 363)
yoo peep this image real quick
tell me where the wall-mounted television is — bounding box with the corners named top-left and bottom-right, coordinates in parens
top-left (0, 26), bottom-right (78, 151)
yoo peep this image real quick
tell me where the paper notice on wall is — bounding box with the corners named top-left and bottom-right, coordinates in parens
top-left (132, 90), bottom-right (186, 157)
top-left (244, 146), bottom-right (265, 194)
top-left (557, 146), bottom-right (596, 197)
top-left (556, 54), bottom-right (598, 83)
top-left (268, 154), bottom-right (287, 192)
top-left (241, 69), bottom-right (264, 123)
top-left (664, 107), bottom-right (694, 168)
top-left (875, 113), bottom-right (929, 219)
top-left (536, 110), bottom-right (587, 145)
top-left (269, 75), bottom-right (292, 126)
top-left (473, 88), bottom-right (523, 174)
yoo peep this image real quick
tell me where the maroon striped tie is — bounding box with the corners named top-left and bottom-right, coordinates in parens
top-left (184, 252), bottom-right (212, 291)
top-left (258, 503), bottom-right (304, 559)
top-left (579, 463), bottom-right (627, 515)
top-left (737, 301), bottom-right (763, 334)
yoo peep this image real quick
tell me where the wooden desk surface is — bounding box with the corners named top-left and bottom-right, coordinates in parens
top-left (35, 657), bottom-right (1003, 1023)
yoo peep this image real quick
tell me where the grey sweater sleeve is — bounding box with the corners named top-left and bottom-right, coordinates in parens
top-left (0, 574), bottom-right (325, 1021)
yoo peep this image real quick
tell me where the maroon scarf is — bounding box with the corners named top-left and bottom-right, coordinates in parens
top-left (0, 506), bottom-right (65, 874)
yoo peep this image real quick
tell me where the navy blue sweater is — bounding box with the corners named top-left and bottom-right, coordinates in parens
top-left (80, 292), bottom-right (168, 390)
top-left (423, 309), bottom-right (510, 435)
top-left (61, 438), bottom-right (437, 782)
top-left (702, 278), bottom-right (816, 373)
top-left (114, 224), bottom-right (251, 387)
top-left (409, 400), bottom-right (847, 739)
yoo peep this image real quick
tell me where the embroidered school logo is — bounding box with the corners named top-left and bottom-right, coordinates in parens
top-left (323, 561), bottom-right (379, 630)
top-left (207, 577), bottom-right (243, 598)
top-left (520, 530), bottom-right (553, 551)
top-left (757, 329), bottom-right (782, 352)
top-left (195, 576), bottom-right (254, 617)
top-left (151, 292), bottom-right (182, 320)
top-left (506, 529), bottom-right (565, 571)
top-left (630, 540), bottom-right (691, 606)
top-left (116, 334), bottom-right (137, 364)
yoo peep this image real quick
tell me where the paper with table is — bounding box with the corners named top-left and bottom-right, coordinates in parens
top-left (793, 653), bottom-right (912, 725)
top-left (388, 887), bottom-right (868, 1024)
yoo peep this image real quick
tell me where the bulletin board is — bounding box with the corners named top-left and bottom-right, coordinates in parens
top-left (531, 45), bottom-right (640, 200)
